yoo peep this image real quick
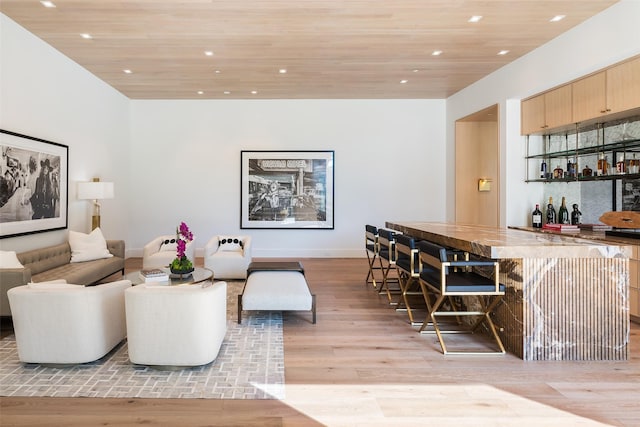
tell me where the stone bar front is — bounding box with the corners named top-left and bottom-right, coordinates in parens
top-left (386, 222), bottom-right (630, 361)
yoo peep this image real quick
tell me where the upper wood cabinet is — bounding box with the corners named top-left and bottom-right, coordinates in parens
top-left (521, 85), bottom-right (572, 135)
top-left (572, 71), bottom-right (606, 123)
top-left (606, 56), bottom-right (640, 115)
top-left (572, 56), bottom-right (640, 123)
top-left (521, 55), bottom-right (640, 135)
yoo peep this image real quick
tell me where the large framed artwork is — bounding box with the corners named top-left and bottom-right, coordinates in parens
top-left (241, 150), bottom-right (334, 229)
top-left (0, 129), bottom-right (69, 238)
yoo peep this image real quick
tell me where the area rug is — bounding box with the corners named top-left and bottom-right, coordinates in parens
top-left (0, 281), bottom-right (284, 399)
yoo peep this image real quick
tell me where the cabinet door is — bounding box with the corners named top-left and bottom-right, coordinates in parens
top-left (606, 56), bottom-right (640, 115)
top-left (572, 71), bottom-right (606, 123)
top-left (521, 94), bottom-right (545, 135)
top-left (544, 85), bottom-right (572, 130)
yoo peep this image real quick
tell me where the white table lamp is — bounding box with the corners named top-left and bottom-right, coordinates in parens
top-left (78, 178), bottom-right (114, 230)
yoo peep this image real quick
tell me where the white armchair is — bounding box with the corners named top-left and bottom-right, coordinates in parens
top-left (204, 235), bottom-right (252, 279)
top-left (7, 279), bottom-right (131, 364)
top-left (142, 234), bottom-right (196, 270)
top-left (125, 281), bottom-right (227, 367)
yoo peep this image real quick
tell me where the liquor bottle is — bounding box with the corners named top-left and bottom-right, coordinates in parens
top-left (566, 159), bottom-right (574, 178)
top-left (629, 154), bottom-right (640, 174)
top-left (571, 204), bottom-right (582, 225)
top-left (532, 204), bottom-right (543, 228)
top-left (597, 154), bottom-right (609, 176)
top-left (558, 197), bottom-right (570, 224)
top-left (582, 165), bottom-right (593, 177)
top-left (546, 197), bottom-right (557, 224)
top-left (616, 154), bottom-right (626, 174)
top-left (553, 165), bottom-right (564, 179)
top-left (540, 160), bottom-right (547, 179)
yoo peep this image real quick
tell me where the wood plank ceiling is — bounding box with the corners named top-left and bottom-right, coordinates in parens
top-left (0, 0), bottom-right (619, 99)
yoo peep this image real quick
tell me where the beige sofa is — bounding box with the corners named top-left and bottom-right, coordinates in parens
top-left (0, 240), bottom-right (125, 316)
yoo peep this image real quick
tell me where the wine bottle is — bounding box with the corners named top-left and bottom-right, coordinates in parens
top-left (546, 197), bottom-right (557, 224)
top-left (558, 197), bottom-right (570, 224)
top-left (571, 203), bottom-right (582, 225)
top-left (532, 204), bottom-right (543, 228)
top-left (540, 160), bottom-right (547, 179)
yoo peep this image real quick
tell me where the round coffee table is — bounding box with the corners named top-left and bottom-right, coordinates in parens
top-left (125, 267), bottom-right (213, 286)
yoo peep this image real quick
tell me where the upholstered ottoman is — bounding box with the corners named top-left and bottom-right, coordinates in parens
top-left (125, 281), bottom-right (227, 367)
top-left (238, 261), bottom-right (316, 324)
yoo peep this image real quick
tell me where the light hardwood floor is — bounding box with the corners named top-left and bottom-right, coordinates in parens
top-left (1, 257), bottom-right (638, 426)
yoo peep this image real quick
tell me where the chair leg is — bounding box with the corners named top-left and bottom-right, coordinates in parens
top-left (365, 251), bottom-right (380, 289)
top-left (397, 273), bottom-right (425, 326)
top-left (424, 294), bottom-right (506, 355)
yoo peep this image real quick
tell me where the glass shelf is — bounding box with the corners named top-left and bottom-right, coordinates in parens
top-left (526, 138), bottom-right (640, 160)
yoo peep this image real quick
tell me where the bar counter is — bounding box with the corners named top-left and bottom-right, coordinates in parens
top-left (386, 221), bottom-right (630, 361)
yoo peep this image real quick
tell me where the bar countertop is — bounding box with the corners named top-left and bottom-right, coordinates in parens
top-left (385, 221), bottom-right (631, 259)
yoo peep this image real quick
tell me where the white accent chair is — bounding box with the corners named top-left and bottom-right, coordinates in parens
top-left (142, 234), bottom-right (196, 269)
top-left (7, 279), bottom-right (131, 364)
top-left (204, 235), bottom-right (252, 279)
top-left (125, 281), bottom-right (227, 367)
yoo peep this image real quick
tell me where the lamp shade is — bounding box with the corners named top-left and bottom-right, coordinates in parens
top-left (77, 181), bottom-right (114, 200)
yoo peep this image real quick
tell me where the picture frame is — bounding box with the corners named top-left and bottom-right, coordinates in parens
top-left (241, 150), bottom-right (334, 229)
top-left (0, 129), bottom-right (69, 238)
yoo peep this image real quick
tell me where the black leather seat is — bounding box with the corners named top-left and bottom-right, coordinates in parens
top-left (418, 240), bottom-right (506, 355)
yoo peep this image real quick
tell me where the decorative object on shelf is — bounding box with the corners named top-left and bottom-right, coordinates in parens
top-left (0, 129), bottom-right (69, 239)
top-left (599, 211), bottom-right (640, 229)
top-left (169, 221), bottom-right (194, 275)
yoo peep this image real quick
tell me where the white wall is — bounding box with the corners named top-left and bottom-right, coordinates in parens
top-left (0, 15), bottom-right (130, 253)
top-left (129, 99), bottom-right (446, 257)
top-left (446, 0), bottom-right (640, 227)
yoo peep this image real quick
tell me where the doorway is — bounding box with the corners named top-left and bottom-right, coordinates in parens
top-left (455, 104), bottom-right (500, 227)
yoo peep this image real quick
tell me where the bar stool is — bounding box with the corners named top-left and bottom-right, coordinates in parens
top-left (394, 234), bottom-right (430, 325)
top-left (377, 228), bottom-right (401, 304)
top-left (417, 240), bottom-right (506, 355)
top-left (364, 224), bottom-right (382, 290)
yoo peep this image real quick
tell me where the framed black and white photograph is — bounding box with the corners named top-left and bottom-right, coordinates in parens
top-left (0, 129), bottom-right (68, 238)
top-left (241, 150), bottom-right (334, 229)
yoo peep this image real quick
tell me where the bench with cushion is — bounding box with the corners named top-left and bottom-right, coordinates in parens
top-left (238, 261), bottom-right (315, 324)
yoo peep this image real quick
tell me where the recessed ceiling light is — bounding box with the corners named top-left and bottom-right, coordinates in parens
top-left (550, 15), bottom-right (566, 22)
top-left (224, 91), bottom-right (231, 95)
top-left (123, 69), bottom-right (132, 74)
top-left (80, 33), bottom-right (92, 39)
top-left (468, 15), bottom-right (482, 23)
top-left (204, 51), bottom-right (214, 56)
top-left (412, 69), bottom-right (420, 73)
top-left (251, 90), bottom-right (258, 94)
top-left (432, 50), bottom-right (443, 56)
top-left (214, 70), bottom-right (221, 74)
top-left (400, 80), bottom-right (408, 84)
top-left (197, 91), bottom-right (204, 95)
top-left (40, 1), bottom-right (56, 8)
top-left (279, 69), bottom-right (287, 74)
top-left (498, 50), bottom-right (510, 55)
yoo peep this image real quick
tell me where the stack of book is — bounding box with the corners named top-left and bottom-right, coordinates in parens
top-left (578, 223), bottom-right (613, 231)
top-left (542, 223), bottom-right (580, 233)
top-left (139, 268), bottom-right (169, 283)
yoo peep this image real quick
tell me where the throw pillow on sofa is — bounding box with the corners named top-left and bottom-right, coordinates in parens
top-left (69, 227), bottom-right (114, 263)
top-left (219, 237), bottom-right (243, 252)
top-left (0, 250), bottom-right (24, 268)
top-left (28, 280), bottom-right (80, 290)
